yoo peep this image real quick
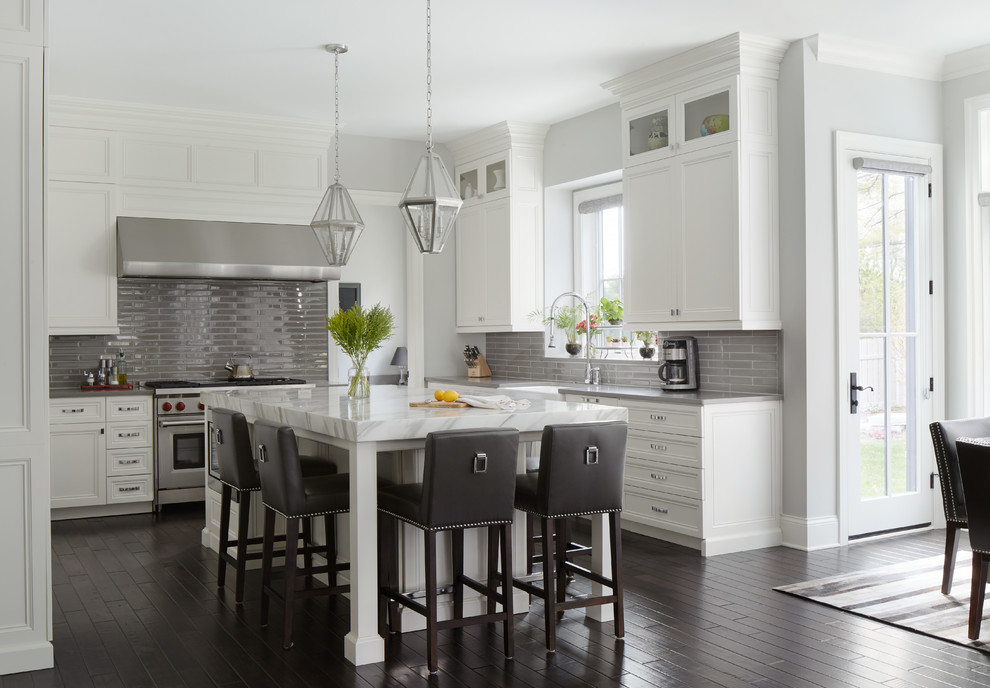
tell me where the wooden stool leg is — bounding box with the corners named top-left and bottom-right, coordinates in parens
top-left (500, 523), bottom-right (514, 659)
top-left (970, 552), bottom-right (990, 640)
top-left (325, 514), bottom-right (336, 587)
top-left (301, 516), bottom-right (313, 573)
top-left (526, 512), bottom-right (535, 575)
top-left (540, 516), bottom-right (556, 653)
top-left (282, 517), bottom-right (299, 650)
top-left (217, 484), bottom-right (232, 590)
top-left (234, 491), bottom-right (251, 604)
top-left (425, 530), bottom-right (439, 673)
top-left (944, 523), bottom-right (962, 594)
top-left (451, 529), bottom-right (464, 621)
top-left (487, 525), bottom-right (499, 615)
top-left (260, 507), bottom-right (275, 627)
top-left (610, 512), bottom-right (625, 638)
top-left (554, 517), bottom-right (568, 614)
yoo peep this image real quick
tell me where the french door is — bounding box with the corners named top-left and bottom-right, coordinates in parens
top-left (836, 133), bottom-right (942, 539)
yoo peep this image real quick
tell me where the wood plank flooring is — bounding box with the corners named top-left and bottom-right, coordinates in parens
top-left (7, 504), bottom-right (990, 687)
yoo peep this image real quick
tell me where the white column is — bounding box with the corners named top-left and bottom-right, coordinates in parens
top-left (585, 513), bottom-right (614, 623)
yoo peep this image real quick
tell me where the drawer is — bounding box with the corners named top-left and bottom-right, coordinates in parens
top-left (623, 487), bottom-right (701, 536)
top-left (627, 433), bottom-right (702, 468)
top-left (563, 394), bottom-right (618, 406)
top-left (107, 475), bottom-right (153, 503)
top-left (625, 457), bottom-right (702, 500)
top-left (107, 397), bottom-right (152, 422)
top-left (625, 400), bottom-right (701, 436)
top-left (106, 421), bottom-right (153, 449)
top-left (50, 398), bottom-right (105, 424)
top-left (107, 447), bottom-right (153, 476)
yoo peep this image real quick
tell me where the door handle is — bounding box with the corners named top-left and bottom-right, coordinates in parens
top-left (850, 372), bottom-right (874, 414)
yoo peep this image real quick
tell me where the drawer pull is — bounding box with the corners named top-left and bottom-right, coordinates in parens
top-left (650, 473), bottom-right (668, 481)
top-left (119, 459), bottom-right (141, 465)
top-left (117, 432), bottom-right (141, 439)
top-left (63, 408), bottom-right (85, 414)
top-left (651, 505), bottom-right (669, 514)
top-left (583, 397), bottom-right (599, 404)
top-left (117, 405), bottom-right (142, 412)
top-left (649, 414), bottom-right (667, 421)
top-left (118, 486), bottom-right (141, 493)
top-left (649, 443), bottom-right (667, 451)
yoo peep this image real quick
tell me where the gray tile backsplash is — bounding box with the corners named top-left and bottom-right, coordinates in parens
top-left (485, 330), bottom-right (781, 394)
top-left (49, 278), bottom-right (329, 392)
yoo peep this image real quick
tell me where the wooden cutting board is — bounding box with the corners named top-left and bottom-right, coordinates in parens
top-left (409, 400), bottom-right (470, 408)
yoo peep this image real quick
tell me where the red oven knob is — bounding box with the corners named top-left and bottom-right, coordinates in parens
top-left (198, 402), bottom-right (205, 410)
top-left (176, 402), bottom-right (186, 411)
top-left (161, 402), bottom-right (173, 412)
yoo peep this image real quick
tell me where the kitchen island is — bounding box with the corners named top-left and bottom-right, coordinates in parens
top-left (201, 384), bottom-right (627, 666)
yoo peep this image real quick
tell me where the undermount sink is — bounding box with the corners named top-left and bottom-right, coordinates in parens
top-left (501, 385), bottom-right (565, 401)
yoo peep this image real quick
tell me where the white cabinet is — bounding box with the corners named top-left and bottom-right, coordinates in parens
top-left (50, 395), bottom-right (154, 517)
top-left (449, 122), bottom-right (547, 334)
top-left (47, 181), bottom-right (119, 334)
top-left (606, 35), bottom-right (785, 331)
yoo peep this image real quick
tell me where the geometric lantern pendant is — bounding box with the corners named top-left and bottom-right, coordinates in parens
top-left (311, 181), bottom-right (365, 266)
top-left (399, 150), bottom-right (463, 254)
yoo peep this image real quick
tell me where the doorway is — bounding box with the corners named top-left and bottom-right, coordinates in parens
top-left (836, 132), bottom-right (944, 540)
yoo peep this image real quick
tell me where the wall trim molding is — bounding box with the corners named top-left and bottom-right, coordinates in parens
top-left (944, 43), bottom-right (990, 81)
top-left (780, 514), bottom-right (840, 551)
top-left (808, 34), bottom-right (945, 82)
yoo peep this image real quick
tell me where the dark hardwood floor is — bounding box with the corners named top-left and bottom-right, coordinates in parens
top-left (8, 505), bottom-right (990, 687)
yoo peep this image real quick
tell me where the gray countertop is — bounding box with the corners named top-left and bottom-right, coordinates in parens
top-left (50, 387), bottom-right (153, 399)
top-left (424, 376), bottom-right (781, 405)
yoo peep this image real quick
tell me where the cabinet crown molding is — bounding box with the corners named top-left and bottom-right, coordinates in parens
top-left (49, 96), bottom-right (333, 146)
top-left (447, 120), bottom-right (549, 164)
top-left (943, 41), bottom-right (990, 81)
top-left (602, 33), bottom-right (789, 104)
top-left (808, 34), bottom-right (945, 82)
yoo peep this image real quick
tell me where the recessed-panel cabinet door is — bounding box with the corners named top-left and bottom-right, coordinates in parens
top-left (51, 423), bottom-right (106, 509)
top-left (623, 160), bottom-right (678, 326)
top-left (455, 204), bottom-right (486, 327)
top-left (483, 200), bottom-right (511, 327)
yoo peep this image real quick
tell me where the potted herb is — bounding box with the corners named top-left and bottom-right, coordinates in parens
top-left (553, 306), bottom-right (582, 355)
top-left (636, 331), bottom-right (656, 359)
top-left (326, 303), bottom-right (395, 398)
top-left (599, 297), bottom-right (623, 325)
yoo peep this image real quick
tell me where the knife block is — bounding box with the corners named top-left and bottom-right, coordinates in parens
top-left (467, 354), bottom-right (492, 378)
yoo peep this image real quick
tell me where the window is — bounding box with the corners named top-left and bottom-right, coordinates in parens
top-left (573, 182), bottom-right (624, 305)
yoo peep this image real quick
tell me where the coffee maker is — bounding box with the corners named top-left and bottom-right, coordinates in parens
top-left (657, 336), bottom-right (699, 390)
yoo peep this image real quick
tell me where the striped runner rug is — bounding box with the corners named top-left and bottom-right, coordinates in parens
top-left (775, 552), bottom-right (990, 653)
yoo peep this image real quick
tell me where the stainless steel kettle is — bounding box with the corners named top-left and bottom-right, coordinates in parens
top-left (224, 355), bottom-right (255, 380)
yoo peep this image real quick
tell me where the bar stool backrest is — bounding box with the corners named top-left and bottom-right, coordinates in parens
top-left (930, 418), bottom-right (990, 524)
top-left (956, 437), bottom-right (990, 554)
top-left (538, 421), bottom-right (627, 517)
top-left (254, 420), bottom-right (305, 516)
top-left (212, 408), bottom-right (260, 490)
top-left (421, 428), bottom-right (519, 529)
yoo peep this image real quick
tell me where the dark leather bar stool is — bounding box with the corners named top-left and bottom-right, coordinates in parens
top-left (378, 427), bottom-right (519, 674)
top-left (513, 421), bottom-right (627, 653)
top-left (254, 419), bottom-right (350, 650)
top-left (524, 454), bottom-right (590, 575)
top-left (211, 408), bottom-right (338, 604)
top-left (929, 417), bottom-right (990, 593)
top-left (952, 437), bottom-right (990, 639)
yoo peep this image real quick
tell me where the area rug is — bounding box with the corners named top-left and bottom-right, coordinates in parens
top-left (775, 553), bottom-right (990, 653)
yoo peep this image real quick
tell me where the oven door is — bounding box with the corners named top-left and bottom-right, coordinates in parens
top-left (157, 417), bottom-right (207, 490)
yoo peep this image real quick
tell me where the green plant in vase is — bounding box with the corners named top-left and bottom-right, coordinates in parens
top-left (326, 303), bottom-right (395, 398)
top-left (599, 296), bottom-right (623, 325)
top-left (635, 330), bottom-right (656, 359)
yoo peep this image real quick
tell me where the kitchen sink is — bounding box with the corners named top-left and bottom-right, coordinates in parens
top-left (501, 385), bottom-right (565, 401)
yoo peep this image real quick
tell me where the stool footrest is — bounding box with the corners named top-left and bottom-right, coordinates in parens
top-left (562, 560), bottom-right (614, 588)
top-left (456, 574), bottom-right (507, 606)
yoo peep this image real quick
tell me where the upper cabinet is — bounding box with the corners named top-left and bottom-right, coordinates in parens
top-left (449, 122), bottom-right (548, 334)
top-left (605, 33), bottom-right (787, 331)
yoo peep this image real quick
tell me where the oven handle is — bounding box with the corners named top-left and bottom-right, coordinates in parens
top-left (158, 419), bottom-right (207, 428)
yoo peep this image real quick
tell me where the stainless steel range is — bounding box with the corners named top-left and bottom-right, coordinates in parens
top-left (145, 378), bottom-right (311, 506)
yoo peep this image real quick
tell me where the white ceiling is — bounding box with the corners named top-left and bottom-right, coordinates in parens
top-left (49, 0), bottom-right (990, 143)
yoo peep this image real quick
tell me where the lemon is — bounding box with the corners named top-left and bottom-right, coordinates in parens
top-left (442, 390), bottom-right (460, 403)
top-left (434, 389), bottom-right (445, 401)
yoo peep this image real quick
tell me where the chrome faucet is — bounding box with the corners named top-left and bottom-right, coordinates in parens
top-left (547, 291), bottom-right (600, 385)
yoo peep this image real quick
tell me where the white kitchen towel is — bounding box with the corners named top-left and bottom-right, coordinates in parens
top-left (457, 394), bottom-right (532, 410)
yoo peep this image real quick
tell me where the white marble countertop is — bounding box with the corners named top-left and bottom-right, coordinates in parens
top-left (200, 384), bottom-right (628, 443)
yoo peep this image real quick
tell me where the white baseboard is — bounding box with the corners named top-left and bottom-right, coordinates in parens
top-left (780, 514), bottom-right (840, 551)
top-left (0, 641), bottom-right (53, 674)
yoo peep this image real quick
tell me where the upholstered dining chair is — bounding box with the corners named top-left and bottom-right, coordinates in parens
top-left (929, 417), bottom-right (990, 594)
top-left (952, 437), bottom-right (990, 639)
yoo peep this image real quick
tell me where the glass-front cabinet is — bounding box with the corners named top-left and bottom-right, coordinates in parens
top-left (456, 152), bottom-right (510, 206)
top-left (622, 76), bottom-right (737, 166)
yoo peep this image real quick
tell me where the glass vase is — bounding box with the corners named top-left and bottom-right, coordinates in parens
top-left (347, 365), bottom-right (370, 398)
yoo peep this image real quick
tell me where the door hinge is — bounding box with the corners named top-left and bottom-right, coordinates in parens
top-left (930, 472), bottom-right (937, 489)
top-left (930, 377), bottom-right (934, 393)
top-left (929, 280), bottom-right (933, 295)
top-left (928, 183), bottom-right (933, 198)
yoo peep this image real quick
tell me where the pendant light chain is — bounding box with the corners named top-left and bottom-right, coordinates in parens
top-left (425, 0), bottom-right (433, 152)
top-left (333, 47), bottom-right (341, 183)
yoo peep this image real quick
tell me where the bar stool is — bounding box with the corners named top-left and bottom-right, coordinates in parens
top-left (524, 453), bottom-right (591, 575)
top-left (212, 408), bottom-right (338, 604)
top-left (377, 428), bottom-right (519, 674)
top-left (254, 419), bottom-right (350, 650)
top-left (513, 421), bottom-right (627, 653)
top-left (955, 437), bottom-right (990, 639)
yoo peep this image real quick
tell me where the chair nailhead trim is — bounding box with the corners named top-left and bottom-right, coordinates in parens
top-left (931, 425), bottom-right (962, 522)
top-left (263, 504), bottom-right (348, 519)
top-left (514, 506), bottom-right (621, 519)
top-left (376, 507), bottom-right (512, 532)
top-left (221, 481), bottom-right (261, 493)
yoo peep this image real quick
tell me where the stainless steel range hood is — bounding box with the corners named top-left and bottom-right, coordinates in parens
top-left (116, 217), bottom-right (341, 282)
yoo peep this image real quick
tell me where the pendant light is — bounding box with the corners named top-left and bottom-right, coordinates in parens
top-left (311, 44), bottom-right (365, 267)
top-left (398, 0), bottom-right (462, 254)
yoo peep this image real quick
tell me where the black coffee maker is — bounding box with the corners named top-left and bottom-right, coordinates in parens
top-left (657, 336), bottom-right (699, 390)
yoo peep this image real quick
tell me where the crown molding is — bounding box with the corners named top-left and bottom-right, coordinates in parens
top-left (446, 121), bottom-right (549, 164)
top-left (943, 42), bottom-right (990, 81)
top-left (807, 34), bottom-right (945, 82)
